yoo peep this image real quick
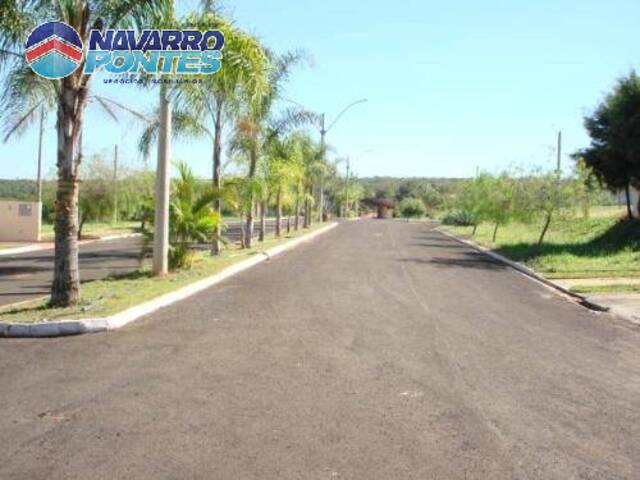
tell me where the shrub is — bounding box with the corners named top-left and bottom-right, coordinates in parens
top-left (399, 197), bottom-right (426, 219)
top-left (441, 210), bottom-right (476, 226)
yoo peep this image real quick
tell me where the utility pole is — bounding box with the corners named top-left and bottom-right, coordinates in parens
top-left (153, 86), bottom-right (172, 276)
top-left (113, 144), bottom-right (118, 224)
top-left (36, 106), bottom-right (44, 205)
top-left (556, 130), bottom-right (562, 174)
top-left (318, 113), bottom-right (326, 223)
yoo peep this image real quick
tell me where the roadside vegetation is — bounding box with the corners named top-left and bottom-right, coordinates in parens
top-left (444, 207), bottom-right (640, 279)
top-left (439, 71), bottom-right (640, 293)
top-left (0, 1), bottom-right (359, 311)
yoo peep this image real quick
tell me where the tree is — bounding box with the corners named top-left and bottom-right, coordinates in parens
top-left (524, 171), bottom-right (575, 245)
top-left (264, 134), bottom-right (304, 236)
top-left (0, 0), bottom-right (173, 306)
top-left (578, 71), bottom-right (640, 219)
top-left (230, 51), bottom-right (314, 247)
top-left (399, 197), bottom-right (426, 220)
top-left (476, 173), bottom-right (518, 243)
top-left (173, 11), bottom-right (267, 254)
top-left (77, 154), bottom-right (114, 238)
top-left (167, 162), bottom-right (225, 269)
top-left (573, 157), bottom-right (601, 219)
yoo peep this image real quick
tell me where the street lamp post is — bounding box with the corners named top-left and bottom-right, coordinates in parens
top-left (315, 98), bottom-right (367, 221)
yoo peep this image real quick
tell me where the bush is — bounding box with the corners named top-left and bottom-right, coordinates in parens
top-left (441, 210), bottom-right (476, 226)
top-left (399, 197), bottom-right (426, 219)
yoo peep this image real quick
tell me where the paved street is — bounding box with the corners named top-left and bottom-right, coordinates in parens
top-left (0, 237), bottom-right (142, 307)
top-left (1, 220), bottom-right (639, 479)
top-left (0, 220), bottom-right (284, 308)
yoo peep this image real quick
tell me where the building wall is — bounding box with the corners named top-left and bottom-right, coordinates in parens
top-left (0, 201), bottom-right (41, 242)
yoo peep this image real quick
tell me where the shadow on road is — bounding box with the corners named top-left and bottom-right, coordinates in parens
top-left (399, 251), bottom-right (506, 271)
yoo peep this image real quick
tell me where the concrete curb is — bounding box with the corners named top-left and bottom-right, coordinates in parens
top-left (0, 223), bottom-right (338, 338)
top-left (434, 228), bottom-right (640, 326)
top-left (0, 233), bottom-right (142, 257)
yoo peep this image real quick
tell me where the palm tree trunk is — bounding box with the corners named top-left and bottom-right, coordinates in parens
top-left (304, 184), bottom-right (312, 228)
top-left (211, 104), bottom-right (223, 255)
top-left (625, 183), bottom-right (633, 220)
top-left (51, 81), bottom-right (86, 307)
top-left (245, 148), bottom-right (258, 248)
top-left (275, 187), bottom-right (282, 237)
top-left (240, 213), bottom-right (246, 248)
top-left (259, 201), bottom-right (266, 242)
top-left (287, 215), bottom-right (291, 234)
top-left (294, 198), bottom-right (300, 230)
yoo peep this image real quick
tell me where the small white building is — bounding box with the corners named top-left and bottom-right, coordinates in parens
top-left (0, 200), bottom-right (41, 242)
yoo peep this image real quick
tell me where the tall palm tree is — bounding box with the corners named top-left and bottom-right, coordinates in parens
top-left (265, 134), bottom-right (304, 237)
top-left (229, 51), bottom-right (316, 248)
top-left (174, 11), bottom-right (268, 255)
top-left (0, 0), bottom-right (173, 306)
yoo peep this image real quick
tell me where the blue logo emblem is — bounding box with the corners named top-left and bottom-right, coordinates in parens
top-left (25, 22), bottom-right (83, 79)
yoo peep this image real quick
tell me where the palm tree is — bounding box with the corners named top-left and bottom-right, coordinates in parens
top-left (0, 0), bottom-right (173, 306)
top-left (264, 134), bottom-right (305, 237)
top-left (168, 161), bottom-right (226, 269)
top-left (229, 51), bottom-right (316, 248)
top-left (174, 11), bottom-right (268, 255)
top-left (291, 133), bottom-right (324, 228)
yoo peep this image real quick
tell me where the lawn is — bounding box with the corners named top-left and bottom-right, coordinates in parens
top-left (0, 224), bottom-right (325, 324)
top-left (570, 284), bottom-right (640, 295)
top-left (442, 207), bottom-right (640, 279)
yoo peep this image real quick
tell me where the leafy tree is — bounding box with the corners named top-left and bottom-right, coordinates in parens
top-left (573, 157), bottom-right (602, 219)
top-left (0, 0), bottom-right (173, 306)
top-left (478, 173), bottom-right (519, 242)
top-left (523, 171), bottom-right (576, 245)
top-left (77, 155), bottom-right (114, 238)
top-left (578, 71), bottom-right (640, 219)
top-left (399, 197), bottom-right (426, 219)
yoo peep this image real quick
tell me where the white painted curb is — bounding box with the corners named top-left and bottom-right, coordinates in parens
top-left (0, 224), bottom-right (338, 338)
top-left (0, 233), bottom-right (142, 257)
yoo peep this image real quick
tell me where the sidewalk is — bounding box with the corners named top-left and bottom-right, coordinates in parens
top-left (583, 294), bottom-right (640, 324)
top-left (554, 278), bottom-right (640, 324)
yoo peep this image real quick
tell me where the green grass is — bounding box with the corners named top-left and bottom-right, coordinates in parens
top-left (442, 209), bottom-right (640, 279)
top-left (570, 284), bottom-right (640, 295)
top-left (0, 225), bottom-right (324, 324)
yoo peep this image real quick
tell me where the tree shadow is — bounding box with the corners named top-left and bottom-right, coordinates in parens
top-left (496, 218), bottom-right (640, 262)
top-left (399, 251), bottom-right (506, 271)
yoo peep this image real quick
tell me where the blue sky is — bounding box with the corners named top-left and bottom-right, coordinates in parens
top-left (1, 0), bottom-right (639, 180)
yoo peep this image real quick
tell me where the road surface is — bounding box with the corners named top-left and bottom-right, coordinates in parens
top-left (0, 236), bottom-right (142, 307)
top-left (0, 220), bottom-right (286, 308)
top-left (1, 221), bottom-right (639, 479)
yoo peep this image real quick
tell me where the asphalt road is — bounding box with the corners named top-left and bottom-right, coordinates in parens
top-left (0, 236), bottom-right (142, 307)
top-left (1, 221), bottom-right (639, 479)
top-left (0, 219), bottom-right (289, 308)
